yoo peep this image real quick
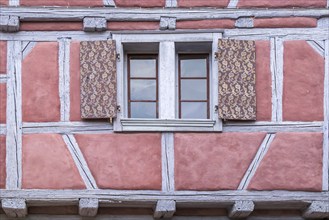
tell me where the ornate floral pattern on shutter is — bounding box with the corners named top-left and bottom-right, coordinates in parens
top-left (217, 39), bottom-right (256, 120)
top-left (80, 40), bottom-right (117, 119)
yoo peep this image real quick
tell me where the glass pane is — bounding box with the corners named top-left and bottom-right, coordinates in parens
top-left (130, 102), bottom-right (157, 118)
top-left (181, 102), bottom-right (207, 119)
top-left (130, 79), bottom-right (156, 101)
top-left (181, 58), bottom-right (207, 77)
top-left (181, 79), bottom-right (207, 100)
top-left (130, 59), bottom-right (156, 77)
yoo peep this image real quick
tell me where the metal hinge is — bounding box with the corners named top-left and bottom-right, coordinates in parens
top-left (116, 53), bottom-right (120, 61)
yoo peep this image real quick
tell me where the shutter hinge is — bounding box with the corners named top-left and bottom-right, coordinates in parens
top-left (214, 52), bottom-right (219, 60)
top-left (116, 53), bottom-right (120, 61)
top-left (214, 105), bottom-right (219, 112)
top-left (116, 105), bottom-right (121, 112)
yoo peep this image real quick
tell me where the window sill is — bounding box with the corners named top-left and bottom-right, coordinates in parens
top-left (118, 118), bottom-right (222, 132)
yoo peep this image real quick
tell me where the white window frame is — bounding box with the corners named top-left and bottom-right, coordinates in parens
top-left (112, 32), bottom-right (222, 132)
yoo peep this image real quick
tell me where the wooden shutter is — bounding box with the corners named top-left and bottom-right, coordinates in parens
top-left (80, 40), bottom-right (117, 119)
top-left (217, 39), bottom-right (256, 120)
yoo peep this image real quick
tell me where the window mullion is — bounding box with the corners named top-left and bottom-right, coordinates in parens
top-left (159, 41), bottom-right (176, 119)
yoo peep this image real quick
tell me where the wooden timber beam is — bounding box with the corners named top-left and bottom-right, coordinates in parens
top-left (79, 198), bottom-right (99, 217)
top-left (302, 201), bottom-right (329, 219)
top-left (1, 199), bottom-right (27, 218)
top-left (228, 201), bottom-right (255, 218)
top-left (0, 7), bottom-right (328, 22)
top-left (154, 200), bottom-right (176, 219)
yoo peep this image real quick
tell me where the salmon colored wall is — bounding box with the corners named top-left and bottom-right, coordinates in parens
top-left (255, 41), bottom-right (271, 121)
top-left (0, 84), bottom-right (6, 124)
top-left (22, 134), bottom-right (85, 189)
top-left (249, 132), bottom-right (323, 191)
top-left (254, 17), bottom-right (317, 28)
top-left (22, 42), bottom-right (61, 122)
top-left (177, 0), bottom-right (229, 8)
top-left (75, 133), bottom-right (162, 190)
top-left (70, 41), bottom-right (81, 121)
top-left (0, 135), bottom-right (6, 189)
top-left (238, 0), bottom-right (327, 8)
top-left (107, 22), bottom-right (159, 30)
top-left (20, 0), bottom-right (103, 6)
top-left (20, 22), bottom-right (83, 31)
top-left (0, 41), bottom-right (7, 74)
top-left (283, 40), bottom-right (324, 121)
top-left (0, 0), bottom-right (8, 5)
top-left (175, 132), bottom-right (266, 190)
top-left (114, 0), bottom-right (165, 7)
top-left (176, 20), bottom-right (235, 29)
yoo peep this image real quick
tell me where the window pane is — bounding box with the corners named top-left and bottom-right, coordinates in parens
top-left (181, 79), bottom-right (207, 100)
top-left (181, 59), bottom-right (207, 77)
top-left (130, 59), bottom-right (156, 77)
top-left (131, 102), bottom-right (156, 118)
top-left (130, 79), bottom-right (156, 101)
top-left (181, 102), bottom-right (207, 119)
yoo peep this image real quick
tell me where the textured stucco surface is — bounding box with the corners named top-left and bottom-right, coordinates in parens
top-left (254, 17), bottom-right (317, 28)
top-left (20, 22), bottom-right (83, 31)
top-left (176, 20), bottom-right (235, 29)
top-left (255, 41), bottom-right (272, 121)
top-left (114, 0), bottom-right (165, 7)
top-left (20, 0), bottom-right (103, 6)
top-left (70, 41), bottom-right (81, 121)
top-left (248, 132), bottom-right (323, 191)
top-left (0, 135), bottom-right (6, 189)
top-left (175, 132), bottom-right (266, 190)
top-left (0, 0), bottom-right (8, 5)
top-left (0, 83), bottom-right (6, 124)
top-left (0, 41), bottom-right (7, 74)
top-left (283, 40), bottom-right (324, 121)
top-left (75, 133), bottom-right (162, 190)
top-left (107, 22), bottom-right (159, 30)
top-left (22, 42), bottom-right (61, 122)
top-left (177, 0), bottom-right (229, 8)
top-left (22, 134), bottom-right (85, 189)
top-left (238, 0), bottom-right (327, 8)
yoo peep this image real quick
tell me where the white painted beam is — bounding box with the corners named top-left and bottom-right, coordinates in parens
top-left (238, 134), bottom-right (275, 189)
top-left (62, 134), bottom-right (98, 189)
top-left (159, 41), bottom-right (175, 119)
top-left (6, 41), bottom-right (22, 189)
top-left (79, 198), bottom-right (99, 217)
top-left (0, 7), bottom-right (327, 21)
top-left (165, 0), bottom-right (177, 8)
top-left (154, 200), bottom-right (176, 219)
top-left (161, 133), bottom-right (175, 192)
top-left (303, 201), bottom-right (329, 219)
top-left (228, 201), bottom-right (255, 218)
top-left (83, 17), bottom-right (107, 32)
top-left (235, 17), bottom-right (253, 28)
top-left (227, 0), bottom-right (239, 9)
top-left (2, 199), bottom-right (27, 218)
top-left (160, 17), bottom-right (176, 30)
top-left (103, 0), bottom-right (115, 7)
top-left (323, 39), bottom-right (329, 191)
top-left (0, 15), bottom-right (19, 32)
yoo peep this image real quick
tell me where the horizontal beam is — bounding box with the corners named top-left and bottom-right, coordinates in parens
top-left (0, 7), bottom-right (328, 21)
top-left (0, 190), bottom-right (328, 209)
top-left (223, 121), bottom-right (323, 133)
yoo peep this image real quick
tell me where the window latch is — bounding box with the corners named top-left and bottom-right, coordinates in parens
top-left (116, 53), bottom-right (120, 61)
top-left (116, 105), bottom-right (121, 112)
top-left (214, 52), bottom-right (219, 60)
top-left (214, 105), bottom-right (219, 112)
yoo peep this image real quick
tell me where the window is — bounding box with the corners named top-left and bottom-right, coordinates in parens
top-left (112, 32), bottom-right (222, 132)
top-left (79, 35), bottom-right (257, 131)
top-left (127, 55), bottom-right (158, 118)
top-left (178, 54), bottom-right (209, 119)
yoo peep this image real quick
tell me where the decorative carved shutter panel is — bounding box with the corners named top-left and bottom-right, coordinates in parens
top-left (217, 39), bottom-right (256, 120)
top-left (80, 40), bottom-right (117, 119)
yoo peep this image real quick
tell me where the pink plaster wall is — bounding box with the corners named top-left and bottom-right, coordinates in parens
top-left (254, 17), bottom-right (317, 28)
top-left (176, 20), bottom-right (235, 29)
top-left (0, 135), bottom-right (6, 189)
top-left (20, 22), bottom-right (83, 31)
top-left (20, 0), bottom-right (103, 6)
top-left (175, 132), bottom-right (266, 190)
top-left (22, 134), bottom-right (85, 189)
top-left (248, 132), bottom-right (323, 191)
top-left (75, 133), bottom-right (162, 190)
top-left (255, 41), bottom-right (271, 121)
top-left (0, 83), bottom-right (6, 124)
top-left (22, 42), bottom-right (61, 122)
top-left (70, 41), bottom-right (81, 121)
top-left (0, 41), bottom-right (7, 74)
top-left (238, 0), bottom-right (327, 8)
top-left (107, 22), bottom-right (159, 30)
top-left (177, 0), bottom-right (229, 8)
top-left (283, 41), bottom-right (324, 121)
top-left (114, 0), bottom-right (165, 7)
top-left (0, 0), bottom-right (8, 5)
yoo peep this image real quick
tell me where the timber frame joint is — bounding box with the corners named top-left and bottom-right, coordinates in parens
top-left (0, 15), bottom-right (19, 32)
top-left (83, 17), bottom-right (107, 32)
